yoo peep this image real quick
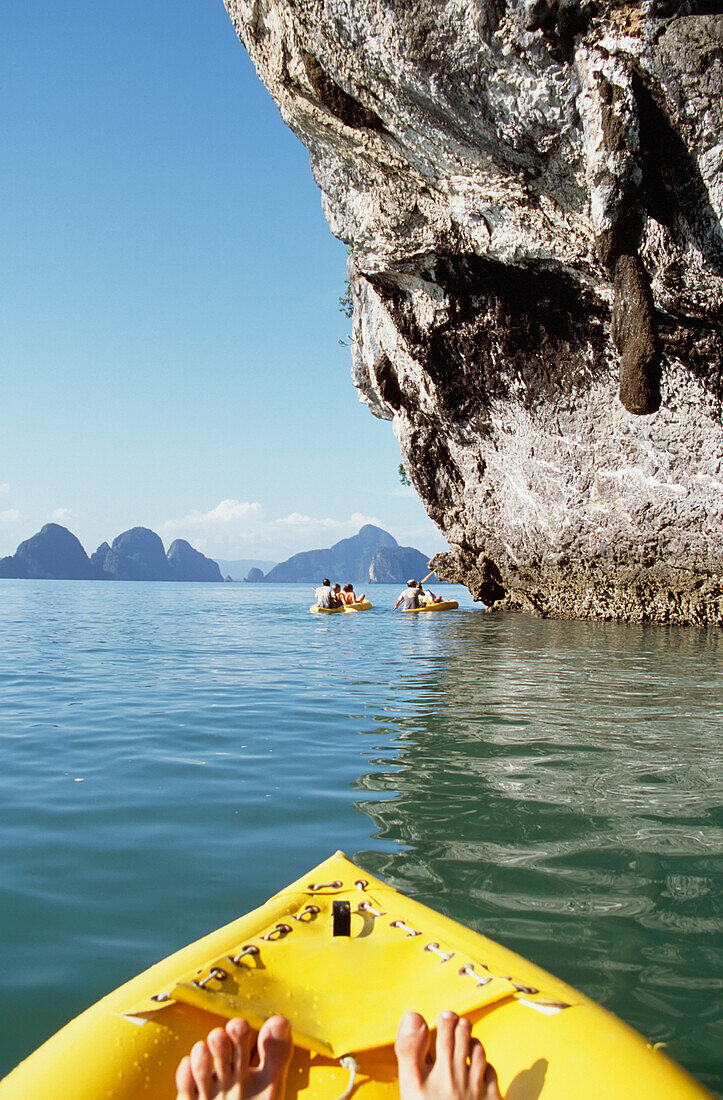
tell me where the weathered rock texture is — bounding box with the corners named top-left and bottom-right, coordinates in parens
top-left (225, 0), bottom-right (723, 624)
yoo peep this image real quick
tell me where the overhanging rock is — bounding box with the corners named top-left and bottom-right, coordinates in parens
top-left (224, 0), bottom-right (723, 624)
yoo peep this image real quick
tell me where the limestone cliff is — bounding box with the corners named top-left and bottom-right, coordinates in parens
top-left (225, 0), bottom-right (723, 624)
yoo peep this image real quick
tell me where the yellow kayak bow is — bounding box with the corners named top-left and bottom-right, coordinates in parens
top-left (0, 851), bottom-right (711, 1100)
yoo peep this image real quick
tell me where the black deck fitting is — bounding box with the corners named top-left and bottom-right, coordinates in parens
top-left (332, 899), bottom-right (351, 937)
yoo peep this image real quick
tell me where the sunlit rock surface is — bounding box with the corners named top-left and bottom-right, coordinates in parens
top-left (225, 0), bottom-right (723, 624)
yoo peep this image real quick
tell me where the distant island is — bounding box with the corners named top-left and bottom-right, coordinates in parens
top-left (216, 558), bottom-right (278, 582)
top-left (0, 522), bottom-right (437, 585)
top-left (0, 524), bottom-right (222, 582)
top-left (253, 524), bottom-right (435, 585)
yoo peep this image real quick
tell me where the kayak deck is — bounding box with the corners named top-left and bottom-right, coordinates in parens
top-left (310, 601), bottom-right (372, 614)
top-left (0, 851), bottom-right (710, 1100)
top-left (402, 600), bottom-right (459, 612)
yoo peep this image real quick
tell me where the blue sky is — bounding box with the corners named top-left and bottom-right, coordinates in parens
top-left (0, 0), bottom-right (446, 562)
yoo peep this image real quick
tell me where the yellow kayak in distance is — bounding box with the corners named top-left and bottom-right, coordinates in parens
top-left (402, 600), bottom-right (459, 612)
top-left (309, 601), bottom-right (372, 614)
top-left (0, 851), bottom-right (711, 1100)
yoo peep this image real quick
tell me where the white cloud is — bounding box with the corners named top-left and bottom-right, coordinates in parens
top-left (0, 483), bottom-right (9, 495)
top-left (48, 507), bottom-right (74, 524)
top-left (160, 500), bottom-right (383, 559)
top-left (0, 509), bottom-right (25, 523)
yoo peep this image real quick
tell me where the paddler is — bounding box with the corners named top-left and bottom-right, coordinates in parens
top-left (175, 1010), bottom-right (502, 1100)
top-left (416, 581), bottom-right (442, 605)
top-left (314, 578), bottom-right (341, 609)
top-left (341, 582), bottom-right (365, 605)
top-left (395, 579), bottom-right (421, 610)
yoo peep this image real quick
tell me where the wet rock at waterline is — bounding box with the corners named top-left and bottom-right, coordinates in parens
top-left (224, 0), bottom-right (723, 624)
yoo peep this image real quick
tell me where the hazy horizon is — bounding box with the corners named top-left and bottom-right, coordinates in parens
top-left (1, 516), bottom-right (435, 566)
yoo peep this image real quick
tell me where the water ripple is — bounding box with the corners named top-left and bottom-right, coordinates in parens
top-left (0, 580), bottom-right (720, 1092)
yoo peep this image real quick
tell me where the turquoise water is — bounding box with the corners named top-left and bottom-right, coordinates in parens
top-left (1, 580), bottom-right (721, 1092)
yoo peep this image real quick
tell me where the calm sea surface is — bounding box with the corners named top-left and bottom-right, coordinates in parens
top-left (1, 580), bottom-right (721, 1091)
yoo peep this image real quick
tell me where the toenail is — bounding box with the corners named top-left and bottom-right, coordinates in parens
top-left (268, 1016), bottom-right (291, 1038)
top-left (440, 1010), bottom-right (457, 1020)
top-left (398, 1011), bottom-right (424, 1032)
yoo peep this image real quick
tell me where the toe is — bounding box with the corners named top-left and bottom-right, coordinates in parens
top-left (483, 1061), bottom-right (503, 1100)
top-left (453, 1016), bottom-right (472, 1080)
top-left (435, 1009), bottom-right (459, 1071)
top-left (175, 1055), bottom-right (197, 1100)
top-left (189, 1040), bottom-right (215, 1100)
top-left (468, 1038), bottom-right (487, 1096)
top-left (207, 1027), bottom-right (234, 1090)
top-left (253, 1015), bottom-right (293, 1095)
top-left (394, 1011), bottom-right (431, 1096)
top-left (225, 1017), bottom-right (253, 1081)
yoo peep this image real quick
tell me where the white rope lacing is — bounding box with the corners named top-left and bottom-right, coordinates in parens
top-left (332, 1054), bottom-right (359, 1100)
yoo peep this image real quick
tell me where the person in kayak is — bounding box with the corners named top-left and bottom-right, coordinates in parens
top-left (175, 1009), bottom-right (502, 1100)
top-left (416, 582), bottom-right (443, 605)
top-left (314, 578), bottom-right (341, 609)
top-left (395, 579), bottom-right (421, 610)
top-left (341, 582), bottom-right (365, 605)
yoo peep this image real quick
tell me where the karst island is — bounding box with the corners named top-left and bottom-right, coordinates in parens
top-left (224, 0), bottom-right (722, 626)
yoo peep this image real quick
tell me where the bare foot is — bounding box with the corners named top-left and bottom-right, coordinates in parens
top-left (395, 1010), bottom-right (502, 1100)
top-left (175, 1016), bottom-right (293, 1100)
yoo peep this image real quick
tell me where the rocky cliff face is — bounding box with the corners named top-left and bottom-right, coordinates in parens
top-left (225, 0), bottom-right (723, 624)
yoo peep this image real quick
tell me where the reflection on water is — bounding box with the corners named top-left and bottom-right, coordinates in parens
top-left (353, 615), bottom-right (723, 1091)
